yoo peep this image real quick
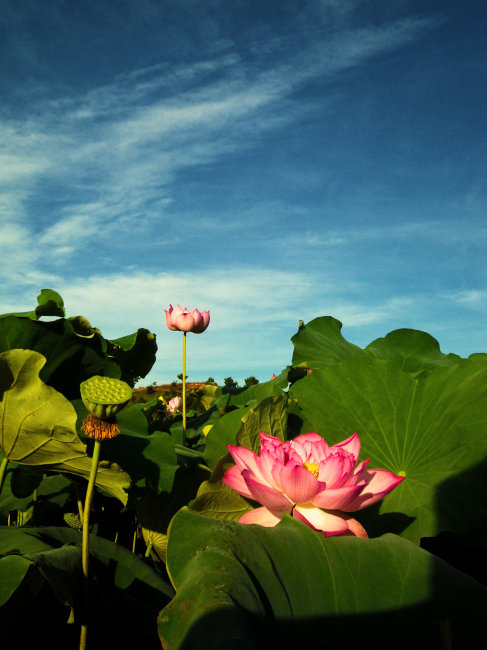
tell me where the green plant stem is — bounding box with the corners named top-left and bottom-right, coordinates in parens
top-left (80, 439), bottom-right (101, 650)
top-left (0, 456), bottom-right (8, 498)
top-left (182, 331), bottom-right (187, 447)
top-left (75, 483), bottom-right (84, 519)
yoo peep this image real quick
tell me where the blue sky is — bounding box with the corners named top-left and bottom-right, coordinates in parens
top-left (1, 0), bottom-right (486, 385)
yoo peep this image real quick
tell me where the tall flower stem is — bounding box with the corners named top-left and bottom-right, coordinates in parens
top-left (182, 331), bottom-right (187, 447)
top-left (0, 456), bottom-right (9, 499)
top-left (79, 439), bottom-right (101, 650)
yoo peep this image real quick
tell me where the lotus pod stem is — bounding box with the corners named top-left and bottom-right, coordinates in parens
top-left (80, 438), bottom-right (101, 650)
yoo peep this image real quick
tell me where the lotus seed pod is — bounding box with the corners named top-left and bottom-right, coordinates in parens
top-left (64, 512), bottom-right (83, 530)
top-left (80, 375), bottom-right (132, 420)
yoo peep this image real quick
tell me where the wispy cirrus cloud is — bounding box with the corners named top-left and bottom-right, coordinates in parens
top-left (0, 13), bottom-right (436, 261)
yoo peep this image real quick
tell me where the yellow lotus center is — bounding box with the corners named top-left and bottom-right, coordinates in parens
top-left (303, 462), bottom-right (319, 479)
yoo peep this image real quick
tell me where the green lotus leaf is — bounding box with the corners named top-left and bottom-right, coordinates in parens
top-left (289, 356), bottom-right (487, 543)
top-left (0, 289), bottom-right (65, 321)
top-left (0, 291), bottom-right (157, 398)
top-left (291, 315), bottom-right (477, 377)
top-left (203, 393), bottom-right (289, 470)
top-left (0, 316), bottom-right (121, 399)
top-left (159, 509), bottom-right (487, 650)
top-left (291, 316), bottom-right (368, 368)
top-left (366, 328), bottom-right (466, 376)
top-left (0, 554), bottom-right (41, 608)
top-left (203, 405), bottom-right (253, 469)
top-left (106, 328), bottom-right (158, 386)
top-left (189, 478), bottom-right (252, 522)
top-left (236, 393), bottom-right (287, 453)
top-left (0, 349), bottom-right (88, 465)
top-left (0, 351), bottom-right (130, 504)
top-left (48, 457), bottom-right (130, 504)
top-left (0, 526), bottom-right (174, 644)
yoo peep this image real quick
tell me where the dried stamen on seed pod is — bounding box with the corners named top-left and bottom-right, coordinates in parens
top-left (81, 413), bottom-right (120, 441)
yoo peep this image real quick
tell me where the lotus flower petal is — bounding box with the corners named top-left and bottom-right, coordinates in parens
top-left (175, 312), bottom-right (196, 332)
top-left (293, 504), bottom-right (349, 536)
top-left (222, 465), bottom-right (254, 499)
top-left (242, 470), bottom-right (293, 511)
top-left (257, 448), bottom-right (284, 491)
top-left (192, 309), bottom-right (210, 333)
top-left (343, 515), bottom-right (368, 538)
top-left (291, 433), bottom-right (329, 463)
top-left (164, 305), bottom-right (179, 331)
top-left (331, 431), bottom-right (360, 463)
top-left (341, 468), bottom-right (405, 511)
top-left (318, 449), bottom-right (355, 488)
top-left (239, 507), bottom-right (286, 527)
top-left (345, 458), bottom-right (371, 485)
top-left (228, 445), bottom-right (272, 487)
top-left (311, 483), bottom-right (364, 510)
top-left (278, 463), bottom-right (320, 504)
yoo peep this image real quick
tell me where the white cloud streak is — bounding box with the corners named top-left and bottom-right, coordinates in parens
top-left (0, 14), bottom-right (436, 277)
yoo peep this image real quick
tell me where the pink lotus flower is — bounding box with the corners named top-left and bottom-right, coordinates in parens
top-left (222, 432), bottom-right (404, 538)
top-left (165, 304), bottom-right (210, 333)
top-left (167, 396), bottom-right (182, 414)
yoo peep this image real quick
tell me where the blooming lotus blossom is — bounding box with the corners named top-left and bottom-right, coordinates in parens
top-left (222, 432), bottom-right (404, 537)
top-left (167, 395), bottom-right (182, 414)
top-left (165, 304), bottom-right (210, 333)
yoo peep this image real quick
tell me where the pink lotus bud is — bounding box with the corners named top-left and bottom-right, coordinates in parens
top-left (167, 396), bottom-right (182, 414)
top-left (270, 374), bottom-right (277, 380)
top-left (164, 304), bottom-right (210, 334)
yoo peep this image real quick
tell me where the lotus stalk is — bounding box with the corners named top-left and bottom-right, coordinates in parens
top-left (78, 375), bottom-right (132, 650)
top-left (165, 304), bottom-right (210, 446)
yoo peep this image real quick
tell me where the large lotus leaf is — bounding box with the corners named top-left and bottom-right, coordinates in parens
top-left (203, 405), bottom-right (253, 469)
top-left (289, 356), bottom-right (487, 543)
top-left (0, 349), bottom-right (89, 465)
top-left (0, 554), bottom-right (42, 607)
top-left (0, 452), bottom-right (75, 519)
top-left (48, 457), bottom-right (131, 504)
top-left (189, 478), bottom-right (252, 522)
top-left (0, 352), bottom-right (130, 504)
top-left (291, 316), bottom-right (368, 368)
top-left (236, 394), bottom-right (287, 453)
top-left (159, 509), bottom-right (487, 650)
top-left (292, 316), bottom-right (482, 378)
top-left (0, 526), bottom-right (174, 643)
top-left (0, 289), bottom-right (65, 321)
top-left (106, 328), bottom-right (158, 386)
top-left (0, 316), bottom-right (121, 398)
top-left (365, 328), bottom-right (469, 376)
